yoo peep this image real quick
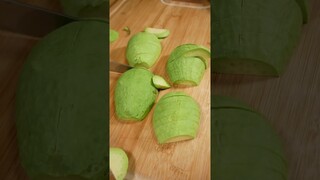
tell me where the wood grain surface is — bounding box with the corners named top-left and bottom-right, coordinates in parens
top-left (110, 0), bottom-right (211, 179)
top-left (213, 0), bottom-right (320, 180)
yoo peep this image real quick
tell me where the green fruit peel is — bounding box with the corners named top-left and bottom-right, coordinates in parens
top-left (126, 32), bottom-right (162, 68)
top-left (110, 147), bottom-right (129, 180)
top-left (212, 0), bottom-right (303, 76)
top-left (115, 68), bottom-right (158, 121)
top-left (212, 96), bottom-right (287, 180)
top-left (152, 75), bottom-right (171, 89)
top-left (153, 92), bottom-right (200, 144)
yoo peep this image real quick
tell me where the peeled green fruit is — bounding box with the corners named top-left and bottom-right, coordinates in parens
top-left (212, 0), bottom-right (303, 76)
top-left (110, 148), bottom-right (129, 180)
top-left (115, 68), bottom-right (158, 121)
top-left (153, 92), bottom-right (200, 144)
top-left (126, 32), bottom-right (162, 68)
top-left (166, 44), bottom-right (210, 86)
top-left (212, 96), bottom-right (287, 180)
top-left (16, 20), bottom-right (108, 179)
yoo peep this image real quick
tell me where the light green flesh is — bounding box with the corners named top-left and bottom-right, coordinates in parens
top-left (213, 0), bottom-right (302, 76)
top-left (212, 95), bottom-right (287, 180)
top-left (110, 148), bottom-right (129, 180)
top-left (145, 27), bottom-right (170, 39)
top-left (168, 44), bottom-right (210, 68)
top-left (153, 92), bottom-right (200, 144)
top-left (115, 68), bottom-right (158, 121)
top-left (126, 32), bottom-right (162, 68)
top-left (110, 29), bottom-right (119, 43)
top-left (16, 20), bottom-right (108, 179)
top-left (152, 75), bottom-right (171, 89)
top-left (167, 57), bottom-right (206, 86)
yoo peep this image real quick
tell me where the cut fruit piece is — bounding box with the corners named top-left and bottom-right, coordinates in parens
top-left (166, 57), bottom-right (206, 86)
top-left (168, 44), bottom-right (210, 68)
top-left (152, 75), bottom-right (171, 89)
top-left (110, 147), bottom-right (129, 180)
top-left (126, 32), bottom-right (162, 68)
top-left (115, 68), bottom-right (158, 121)
top-left (153, 92), bottom-right (200, 144)
top-left (110, 29), bottom-right (119, 43)
top-left (145, 27), bottom-right (170, 39)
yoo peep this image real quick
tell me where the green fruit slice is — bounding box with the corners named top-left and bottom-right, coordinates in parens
top-left (153, 92), bottom-right (200, 144)
top-left (144, 27), bottom-right (170, 39)
top-left (168, 44), bottom-right (210, 68)
top-left (126, 32), bottom-right (162, 68)
top-left (152, 75), bottom-right (171, 89)
top-left (115, 68), bottom-right (158, 121)
top-left (110, 29), bottom-right (119, 43)
top-left (110, 147), bottom-right (129, 180)
top-left (166, 57), bottom-right (206, 86)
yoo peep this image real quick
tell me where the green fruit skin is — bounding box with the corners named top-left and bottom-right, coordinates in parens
top-left (115, 68), bottom-right (158, 121)
top-left (166, 57), bottom-right (206, 86)
top-left (126, 32), bottom-right (162, 68)
top-left (153, 92), bottom-right (200, 144)
top-left (15, 20), bottom-right (108, 180)
top-left (212, 96), bottom-right (287, 180)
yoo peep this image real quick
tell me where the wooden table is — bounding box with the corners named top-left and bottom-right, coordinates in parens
top-left (110, 0), bottom-right (211, 179)
top-left (213, 0), bottom-right (320, 179)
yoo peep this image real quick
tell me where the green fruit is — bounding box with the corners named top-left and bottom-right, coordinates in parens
top-left (168, 44), bottom-right (210, 68)
top-left (212, 0), bottom-right (302, 76)
top-left (110, 29), bottom-right (119, 43)
top-left (166, 56), bottom-right (206, 86)
top-left (144, 27), bottom-right (170, 39)
top-left (212, 96), bottom-right (287, 180)
top-left (153, 92), bottom-right (200, 144)
top-left (16, 20), bottom-right (108, 179)
top-left (152, 75), bottom-right (171, 89)
top-left (110, 148), bottom-right (129, 180)
top-left (166, 44), bottom-right (210, 86)
top-left (126, 32), bottom-right (162, 68)
top-left (115, 68), bottom-right (158, 121)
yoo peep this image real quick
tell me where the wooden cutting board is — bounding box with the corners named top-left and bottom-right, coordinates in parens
top-left (110, 0), bottom-right (211, 179)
